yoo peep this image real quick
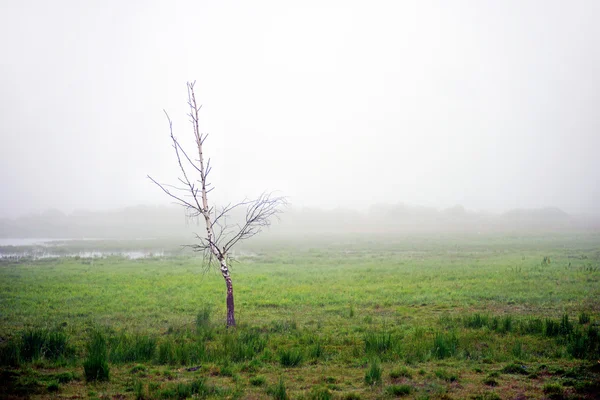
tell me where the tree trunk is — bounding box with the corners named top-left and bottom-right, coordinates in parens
top-left (225, 275), bottom-right (236, 327)
top-left (220, 258), bottom-right (236, 327)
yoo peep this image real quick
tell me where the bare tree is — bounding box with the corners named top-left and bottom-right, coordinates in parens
top-left (149, 81), bottom-right (286, 327)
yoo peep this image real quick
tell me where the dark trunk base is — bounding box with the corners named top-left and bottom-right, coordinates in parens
top-left (226, 279), bottom-right (236, 327)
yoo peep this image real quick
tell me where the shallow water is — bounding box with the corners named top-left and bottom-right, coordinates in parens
top-left (0, 238), bottom-right (166, 260)
top-left (0, 238), bottom-right (72, 246)
top-left (0, 250), bottom-right (166, 260)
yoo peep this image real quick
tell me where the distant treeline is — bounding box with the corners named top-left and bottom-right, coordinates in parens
top-left (1, 203), bottom-right (599, 239)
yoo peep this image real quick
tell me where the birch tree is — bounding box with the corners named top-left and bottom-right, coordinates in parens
top-left (149, 81), bottom-right (286, 327)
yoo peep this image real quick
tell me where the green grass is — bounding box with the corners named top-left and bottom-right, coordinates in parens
top-left (157, 377), bottom-right (220, 399)
top-left (12, 327), bottom-right (73, 363)
top-left (364, 330), bottom-right (399, 358)
top-left (195, 305), bottom-right (212, 331)
top-left (109, 333), bottom-right (157, 363)
top-left (365, 359), bottom-right (382, 386)
top-left (389, 366), bottom-right (412, 379)
top-left (432, 331), bottom-right (458, 359)
top-left (278, 348), bottom-right (303, 367)
top-left (0, 233), bottom-right (599, 398)
top-left (83, 330), bottom-right (109, 381)
top-left (267, 377), bottom-right (288, 400)
top-left (501, 363), bottom-right (529, 375)
top-left (249, 375), bottom-right (266, 386)
top-left (385, 384), bottom-right (412, 396)
top-left (308, 386), bottom-right (333, 400)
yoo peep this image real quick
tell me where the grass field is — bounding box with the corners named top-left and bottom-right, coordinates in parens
top-left (1, 233), bottom-right (599, 399)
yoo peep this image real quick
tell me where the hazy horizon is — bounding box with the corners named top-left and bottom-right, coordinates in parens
top-left (2, 1), bottom-right (599, 219)
top-left (4, 201), bottom-right (600, 221)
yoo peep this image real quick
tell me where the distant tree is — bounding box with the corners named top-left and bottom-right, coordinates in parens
top-left (149, 82), bottom-right (286, 327)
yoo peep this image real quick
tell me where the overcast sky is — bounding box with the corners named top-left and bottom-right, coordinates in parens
top-left (1, 0), bottom-right (599, 218)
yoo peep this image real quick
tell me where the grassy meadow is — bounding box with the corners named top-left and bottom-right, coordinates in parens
top-left (0, 233), bottom-right (599, 399)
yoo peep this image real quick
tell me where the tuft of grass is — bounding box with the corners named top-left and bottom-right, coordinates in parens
top-left (308, 341), bottom-right (324, 360)
top-left (279, 348), bottom-right (303, 367)
top-left (566, 324), bottom-right (600, 359)
top-left (389, 366), bottom-right (412, 379)
top-left (342, 393), bottom-right (361, 400)
top-left (222, 329), bottom-right (268, 362)
top-left (489, 315), bottom-right (514, 334)
top-left (0, 340), bottom-right (21, 366)
top-left (545, 319), bottom-right (561, 337)
top-left (432, 331), bottom-right (458, 359)
top-left (364, 331), bottom-right (398, 356)
top-left (20, 329), bottom-right (46, 361)
top-left (157, 340), bottom-right (174, 365)
top-left (130, 364), bottom-right (148, 374)
top-left (483, 377), bottom-right (498, 386)
top-left (162, 369), bottom-right (176, 380)
top-left (83, 330), bottom-right (110, 382)
top-left (218, 362), bottom-right (234, 377)
top-left (500, 315), bottom-right (514, 334)
top-left (47, 380), bottom-right (59, 392)
top-left (43, 329), bottom-right (71, 360)
top-left (501, 363), bottom-right (528, 375)
top-left (195, 306), bottom-right (212, 331)
top-left (241, 358), bottom-right (263, 373)
top-left (18, 328), bottom-right (71, 362)
top-left (270, 320), bottom-right (297, 333)
top-left (148, 382), bottom-right (160, 393)
top-left (134, 380), bottom-right (145, 400)
top-left (267, 377), bottom-right (288, 400)
top-left (109, 333), bottom-right (157, 363)
top-left (309, 386), bottom-right (333, 400)
top-left (54, 371), bottom-right (76, 383)
top-left (385, 384), bottom-right (411, 396)
top-left (434, 368), bottom-right (458, 382)
top-left (543, 383), bottom-right (564, 398)
top-left (158, 378), bottom-right (216, 399)
top-left (463, 313), bottom-right (489, 329)
top-left (250, 375), bottom-right (266, 386)
top-left (157, 338), bottom-right (205, 365)
top-left (511, 340), bottom-right (524, 358)
top-left (559, 314), bottom-right (573, 336)
top-left (578, 312), bottom-right (591, 325)
top-left (519, 317), bottom-right (544, 335)
top-left (364, 359), bottom-right (382, 386)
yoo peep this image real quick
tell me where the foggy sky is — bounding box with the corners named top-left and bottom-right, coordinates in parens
top-left (1, 0), bottom-right (599, 219)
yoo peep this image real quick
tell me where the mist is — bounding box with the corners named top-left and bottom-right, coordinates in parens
top-left (1, 0), bottom-right (599, 220)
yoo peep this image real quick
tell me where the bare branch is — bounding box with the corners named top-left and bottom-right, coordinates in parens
top-left (147, 175), bottom-right (199, 211)
top-left (163, 115), bottom-right (205, 216)
top-left (173, 140), bottom-right (203, 176)
top-left (223, 192), bottom-right (288, 253)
